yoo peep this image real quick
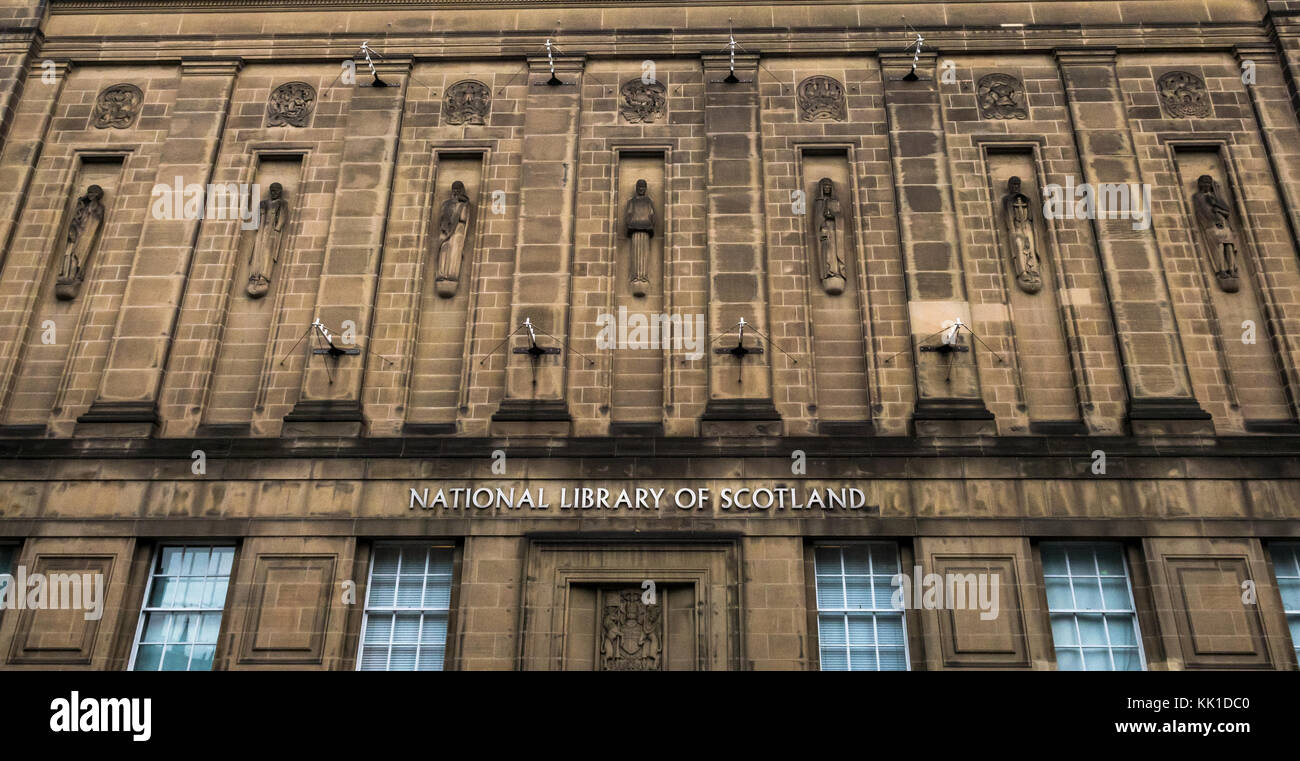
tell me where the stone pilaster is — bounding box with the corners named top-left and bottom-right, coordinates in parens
top-left (1055, 49), bottom-right (1210, 435)
top-left (698, 52), bottom-right (780, 435)
top-left (76, 58), bottom-right (242, 435)
top-left (282, 57), bottom-right (410, 436)
top-left (0, 58), bottom-right (68, 273)
top-left (490, 55), bottom-right (584, 434)
top-left (880, 52), bottom-right (993, 436)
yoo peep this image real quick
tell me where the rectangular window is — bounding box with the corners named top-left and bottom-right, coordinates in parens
top-left (1042, 542), bottom-right (1144, 671)
top-left (1271, 542), bottom-right (1300, 664)
top-left (129, 545), bottom-right (235, 672)
top-left (813, 542), bottom-right (908, 671)
top-left (358, 544), bottom-right (454, 671)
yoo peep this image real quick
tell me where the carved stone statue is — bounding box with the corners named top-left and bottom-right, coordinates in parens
top-left (247, 182), bottom-right (287, 298)
top-left (434, 180), bottom-right (472, 298)
top-left (600, 590), bottom-right (662, 671)
top-left (624, 178), bottom-right (655, 297)
top-left (55, 185), bottom-right (106, 301)
top-left (1191, 174), bottom-right (1241, 293)
top-left (812, 177), bottom-right (846, 295)
top-left (1001, 176), bottom-right (1042, 294)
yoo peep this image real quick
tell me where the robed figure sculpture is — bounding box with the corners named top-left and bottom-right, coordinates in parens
top-left (812, 177), bottom-right (846, 295)
top-left (434, 181), bottom-right (472, 298)
top-left (1191, 174), bottom-right (1242, 293)
top-left (624, 179), bottom-right (655, 297)
top-left (247, 182), bottom-right (288, 298)
top-left (55, 185), bottom-right (107, 301)
top-left (1001, 176), bottom-right (1042, 294)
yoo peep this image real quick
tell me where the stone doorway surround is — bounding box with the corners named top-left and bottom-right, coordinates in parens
top-left (519, 540), bottom-right (741, 670)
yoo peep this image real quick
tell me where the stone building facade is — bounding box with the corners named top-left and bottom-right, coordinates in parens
top-left (0, 0), bottom-right (1297, 670)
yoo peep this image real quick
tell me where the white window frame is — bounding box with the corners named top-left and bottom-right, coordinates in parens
top-left (1041, 541), bottom-right (1147, 671)
top-left (356, 542), bottom-right (456, 672)
top-left (1269, 541), bottom-right (1300, 662)
top-left (127, 543), bottom-right (236, 672)
top-left (813, 541), bottom-right (910, 672)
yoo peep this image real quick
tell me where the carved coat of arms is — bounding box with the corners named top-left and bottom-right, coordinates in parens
top-left (620, 79), bottom-right (667, 124)
top-left (797, 76), bottom-right (846, 122)
top-left (91, 84), bottom-right (143, 129)
top-left (266, 82), bottom-right (316, 127)
top-left (1157, 71), bottom-right (1211, 118)
top-left (976, 73), bottom-right (1029, 120)
top-left (600, 590), bottom-right (662, 671)
top-left (444, 80), bottom-right (491, 126)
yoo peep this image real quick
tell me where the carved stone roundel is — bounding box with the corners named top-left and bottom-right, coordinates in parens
top-left (444, 80), bottom-right (491, 126)
top-left (620, 79), bottom-right (667, 124)
top-left (1157, 71), bottom-right (1211, 118)
top-left (976, 73), bottom-right (1029, 120)
top-left (797, 76), bottom-right (846, 122)
top-left (92, 83), bottom-right (143, 129)
top-left (266, 82), bottom-right (316, 127)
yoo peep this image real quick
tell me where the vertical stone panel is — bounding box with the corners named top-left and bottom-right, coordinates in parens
top-left (881, 52), bottom-right (993, 434)
top-left (77, 59), bottom-right (241, 433)
top-left (1056, 49), bottom-right (1211, 434)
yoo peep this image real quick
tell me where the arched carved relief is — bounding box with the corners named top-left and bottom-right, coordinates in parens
top-left (797, 76), bottom-right (846, 122)
top-left (1157, 71), bottom-right (1211, 118)
top-left (91, 84), bottom-right (143, 129)
top-left (444, 80), bottom-right (490, 125)
top-left (266, 82), bottom-right (316, 127)
top-left (620, 79), bottom-right (666, 124)
top-left (977, 74), bottom-right (1028, 120)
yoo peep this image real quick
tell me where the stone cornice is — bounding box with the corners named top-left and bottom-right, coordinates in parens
top-left (46, 0), bottom-right (1251, 10)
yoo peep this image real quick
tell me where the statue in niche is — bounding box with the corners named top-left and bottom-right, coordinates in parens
top-left (624, 178), bottom-right (655, 297)
top-left (812, 177), bottom-right (846, 295)
top-left (54, 184), bottom-right (107, 301)
top-left (434, 180), bottom-right (472, 298)
top-left (1191, 174), bottom-right (1241, 293)
top-left (600, 590), bottom-right (662, 671)
top-left (1001, 176), bottom-right (1042, 294)
top-left (246, 182), bottom-right (288, 298)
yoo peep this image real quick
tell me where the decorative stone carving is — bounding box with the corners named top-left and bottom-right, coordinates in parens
top-left (976, 73), bottom-right (1028, 120)
top-left (619, 79), bottom-right (667, 124)
top-left (1191, 174), bottom-right (1241, 293)
top-left (247, 182), bottom-right (288, 298)
top-left (55, 185), bottom-right (107, 301)
top-left (600, 590), bottom-right (662, 671)
top-left (91, 84), bottom-right (143, 129)
top-left (1001, 176), bottom-right (1042, 294)
top-left (812, 177), bottom-right (846, 295)
top-left (797, 76), bottom-right (846, 122)
top-left (1157, 71), bottom-right (1211, 118)
top-left (433, 180), bottom-right (472, 298)
top-left (444, 80), bottom-right (491, 126)
top-left (265, 82), bottom-right (316, 127)
top-left (624, 178), bottom-right (656, 297)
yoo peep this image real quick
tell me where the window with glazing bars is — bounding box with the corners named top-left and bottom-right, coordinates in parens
top-left (813, 543), bottom-right (908, 671)
top-left (358, 544), bottom-right (454, 671)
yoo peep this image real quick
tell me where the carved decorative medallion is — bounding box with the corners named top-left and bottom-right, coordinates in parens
top-left (1157, 71), bottom-right (1211, 118)
top-left (266, 82), bottom-right (316, 127)
top-left (91, 84), bottom-right (143, 129)
top-left (797, 76), bottom-right (846, 122)
top-left (619, 79), bottom-right (667, 124)
top-left (976, 74), bottom-right (1028, 120)
top-left (444, 80), bottom-right (491, 126)
top-left (600, 590), bottom-right (662, 671)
